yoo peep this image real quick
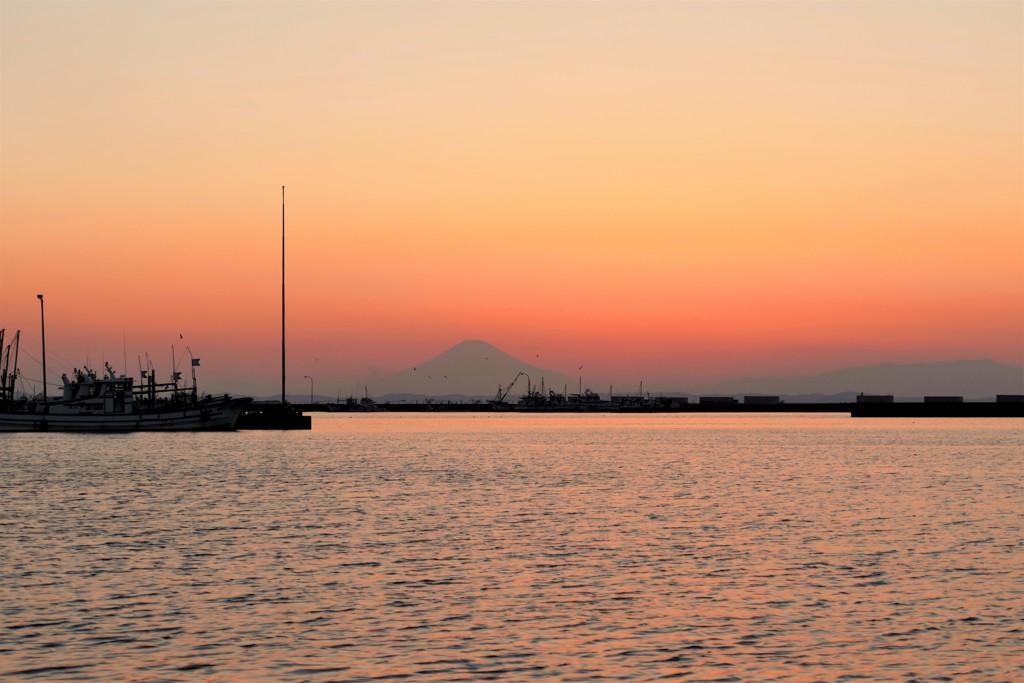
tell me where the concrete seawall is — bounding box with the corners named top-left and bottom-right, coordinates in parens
top-left (291, 402), bottom-right (1023, 417)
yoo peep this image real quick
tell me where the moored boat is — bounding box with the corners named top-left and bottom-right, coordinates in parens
top-left (0, 363), bottom-right (251, 432)
top-left (1, 325), bottom-right (251, 432)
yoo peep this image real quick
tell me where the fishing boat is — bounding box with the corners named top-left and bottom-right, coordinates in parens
top-left (328, 393), bottom-right (379, 412)
top-left (0, 327), bottom-right (251, 432)
top-left (511, 374), bottom-right (617, 412)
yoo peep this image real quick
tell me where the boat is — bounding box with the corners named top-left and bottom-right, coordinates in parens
top-left (329, 395), bottom-right (379, 412)
top-left (566, 388), bottom-right (617, 411)
top-left (325, 385), bottom-right (379, 412)
top-left (514, 387), bottom-right (616, 411)
top-left (512, 374), bottom-right (618, 412)
top-left (0, 328), bottom-right (251, 432)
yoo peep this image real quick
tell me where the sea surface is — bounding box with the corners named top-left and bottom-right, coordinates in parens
top-left (1, 414), bottom-right (1021, 682)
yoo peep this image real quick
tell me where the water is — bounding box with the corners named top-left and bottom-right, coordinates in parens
top-left (2, 414), bottom-right (1021, 682)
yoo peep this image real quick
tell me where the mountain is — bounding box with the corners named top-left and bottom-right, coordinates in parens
top-left (693, 359), bottom-right (1024, 400)
top-left (364, 340), bottom-right (575, 400)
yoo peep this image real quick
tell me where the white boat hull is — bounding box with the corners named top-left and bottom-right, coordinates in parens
top-left (0, 397), bottom-right (251, 432)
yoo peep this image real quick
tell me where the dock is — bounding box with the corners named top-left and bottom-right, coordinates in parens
top-left (289, 401), bottom-right (1022, 418)
top-left (236, 403), bottom-right (312, 430)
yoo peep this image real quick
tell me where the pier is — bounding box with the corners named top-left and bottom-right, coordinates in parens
top-left (286, 400), bottom-right (1023, 418)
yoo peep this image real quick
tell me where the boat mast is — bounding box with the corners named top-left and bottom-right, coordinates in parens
top-left (0, 331), bottom-right (17, 406)
top-left (8, 331), bottom-right (20, 403)
top-left (281, 185), bottom-right (286, 405)
top-left (0, 329), bottom-right (7, 405)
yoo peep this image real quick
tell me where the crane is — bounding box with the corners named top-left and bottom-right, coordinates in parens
top-left (493, 371), bottom-right (530, 404)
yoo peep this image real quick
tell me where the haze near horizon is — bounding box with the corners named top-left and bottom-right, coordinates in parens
top-left (2, 1), bottom-right (1021, 398)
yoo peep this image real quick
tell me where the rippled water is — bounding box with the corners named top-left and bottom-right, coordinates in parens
top-left (2, 414), bottom-right (1021, 682)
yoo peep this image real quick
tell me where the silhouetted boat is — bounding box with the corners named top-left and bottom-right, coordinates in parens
top-left (0, 364), bottom-right (251, 432)
top-left (1, 326), bottom-right (250, 432)
top-left (513, 387), bottom-right (616, 411)
top-left (328, 394), bottom-right (379, 412)
top-left (508, 373), bottom-right (617, 412)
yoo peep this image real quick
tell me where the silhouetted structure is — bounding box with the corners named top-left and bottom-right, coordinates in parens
top-left (856, 394), bottom-right (894, 403)
top-left (242, 186), bottom-right (310, 430)
top-left (700, 396), bottom-right (738, 405)
top-left (236, 402), bottom-right (312, 430)
top-left (744, 395), bottom-right (781, 405)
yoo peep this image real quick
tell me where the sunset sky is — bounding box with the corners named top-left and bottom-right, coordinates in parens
top-left (2, 0), bottom-right (1022, 397)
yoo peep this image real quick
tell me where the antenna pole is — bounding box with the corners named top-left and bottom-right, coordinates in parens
top-left (282, 185), bottom-right (286, 405)
top-left (36, 294), bottom-right (46, 402)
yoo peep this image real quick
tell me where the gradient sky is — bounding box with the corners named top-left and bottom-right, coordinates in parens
top-left (2, 0), bottom-right (1022, 397)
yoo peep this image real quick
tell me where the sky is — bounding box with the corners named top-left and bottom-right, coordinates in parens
top-left (1, 0), bottom-right (1022, 397)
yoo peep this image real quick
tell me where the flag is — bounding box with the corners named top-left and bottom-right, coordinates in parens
top-left (172, 371), bottom-right (182, 381)
top-left (192, 358), bottom-right (200, 367)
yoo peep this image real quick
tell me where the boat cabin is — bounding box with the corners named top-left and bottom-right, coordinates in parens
top-left (59, 365), bottom-right (135, 414)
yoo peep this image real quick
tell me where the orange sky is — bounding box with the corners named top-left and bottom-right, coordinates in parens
top-left (1, 1), bottom-right (1022, 397)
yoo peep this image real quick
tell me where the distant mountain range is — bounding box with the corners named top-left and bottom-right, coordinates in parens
top-left (364, 340), bottom-right (575, 401)
top-left (253, 341), bottom-right (1023, 403)
top-left (695, 359), bottom-right (1024, 401)
top-left (348, 341), bottom-right (1024, 403)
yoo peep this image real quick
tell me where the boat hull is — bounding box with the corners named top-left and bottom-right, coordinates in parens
top-left (0, 397), bottom-right (252, 432)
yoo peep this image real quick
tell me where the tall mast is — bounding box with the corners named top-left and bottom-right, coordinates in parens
top-left (37, 294), bottom-right (46, 402)
top-left (8, 331), bottom-right (20, 402)
top-left (281, 185), bottom-right (286, 405)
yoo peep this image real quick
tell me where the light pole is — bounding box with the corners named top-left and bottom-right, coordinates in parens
top-left (282, 186), bottom-right (286, 405)
top-left (36, 294), bottom-right (46, 402)
top-left (304, 375), bottom-right (313, 404)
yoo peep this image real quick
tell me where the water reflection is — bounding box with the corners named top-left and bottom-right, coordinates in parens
top-left (2, 415), bottom-right (1021, 681)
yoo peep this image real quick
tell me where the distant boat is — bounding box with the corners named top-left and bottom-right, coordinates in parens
top-left (1, 329), bottom-right (250, 432)
top-left (514, 388), bottom-right (616, 412)
top-left (511, 374), bottom-right (612, 411)
top-left (329, 387), bottom-right (379, 412)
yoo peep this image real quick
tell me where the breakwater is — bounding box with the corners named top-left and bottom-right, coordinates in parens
top-left (291, 401), bottom-right (1023, 418)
